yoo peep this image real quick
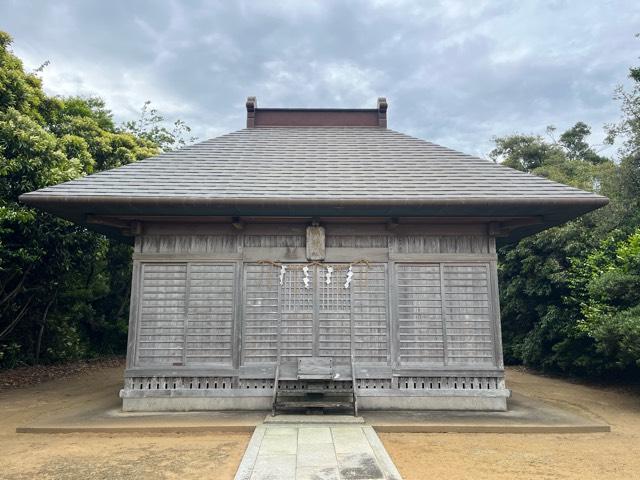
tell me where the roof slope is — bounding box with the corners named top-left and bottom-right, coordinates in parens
top-left (20, 126), bottom-right (608, 241)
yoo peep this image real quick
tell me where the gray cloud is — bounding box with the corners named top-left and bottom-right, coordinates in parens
top-left (2, 0), bottom-right (638, 157)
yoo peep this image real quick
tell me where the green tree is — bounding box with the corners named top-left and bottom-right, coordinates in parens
top-left (0, 31), bottom-right (190, 367)
top-left (495, 103), bottom-right (640, 377)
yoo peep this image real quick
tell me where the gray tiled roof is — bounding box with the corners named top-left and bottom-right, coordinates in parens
top-left (20, 126), bottom-right (608, 243)
top-left (23, 127), bottom-right (602, 200)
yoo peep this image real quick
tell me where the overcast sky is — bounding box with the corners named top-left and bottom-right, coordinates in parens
top-left (2, 0), bottom-right (639, 157)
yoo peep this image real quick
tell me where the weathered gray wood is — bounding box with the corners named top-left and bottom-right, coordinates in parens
top-left (243, 247), bottom-right (306, 262)
top-left (306, 225), bottom-right (326, 260)
top-left (326, 234), bottom-right (389, 248)
top-left (185, 263), bottom-right (235, 365)
top-left (442, 264), bottom-right (494, 365)
top-left (133, 253), bottom-right (242, 261)
top-left (242, 263), bottom-right (280, 364)
top-left (136, 263), bottom-right (188, 366)
top-left (389, 253), bottom-right (496, 262)
top-left (351, 263), bottom-right (388, 364)
top-left (126, 223), bottom-right (506, 406)
top-left (489, 259), bottom-right (504, 368)
top-left (125, 261), bottom-right (142, 369)
top-left (297, 357), bottom-right (332, 379)
top-left (140, 235), bottom-right (238, 254)
top-left (395, 264), bottom-right (445, 366)
top-left (244, 234), bottom-right (305, 248)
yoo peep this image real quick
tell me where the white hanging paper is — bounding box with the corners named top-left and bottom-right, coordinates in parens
top-left (279, 265), bottom-right (287, 285)
top-left (344, 265), bottom-right (353, 289)
top-left (303, 265), bottom-right (310, 289)
top-left (325, 266), bottom-right (333, 285)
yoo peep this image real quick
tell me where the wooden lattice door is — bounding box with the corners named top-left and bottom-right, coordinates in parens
top-left (280, 264), bottom-right (352, 365)
top-left (242, 263), bottom-right (389, 367)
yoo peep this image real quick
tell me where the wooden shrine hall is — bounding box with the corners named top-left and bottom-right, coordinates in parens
top-left (20, 97), bottom-right (608, 412)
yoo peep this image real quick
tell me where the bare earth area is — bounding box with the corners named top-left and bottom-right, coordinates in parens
top-left (0, 364), bottom-right (249, 480)
top-left (0, 363), bottom-right (638, 480)
top-left (381, 368), bottom-right (640, 480)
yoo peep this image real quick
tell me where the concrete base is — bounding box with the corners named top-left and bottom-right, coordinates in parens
top-left (264, 415), bottom-right (365, 424)
top-left (16, 392), bottom-right (610, 435)
top-left (121, 389), bottom-right (510, 412)
top-left (122, 396), bottom-right (272, 412)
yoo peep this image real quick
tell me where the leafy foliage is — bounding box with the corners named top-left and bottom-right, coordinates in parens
top-left (0, 32), bottom-right (191, 367)
top-left (495, 59), bottom-right (640, 378)
top-left (121, 100), bottom-right (197, 152)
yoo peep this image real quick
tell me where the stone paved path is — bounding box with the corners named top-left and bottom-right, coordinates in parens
top-left (234, 424), bottom-right (402, 480)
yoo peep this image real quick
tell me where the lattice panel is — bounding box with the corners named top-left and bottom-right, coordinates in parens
top-left (242, 264), bottom-right (279, 364)
top-left (395, 264), bottom-right (444, 365)
top-left (351, 264), bottom-right (389, 364)
top-left (185, 264), bottom-right (235, 365)
top-left (319, 265), bottom-right (352, 362)
top-left (137, 264), bottom-right (188, 366)
top-left (442, 264), bottom-right (495, 365)
top-left (281, 267), bottom-right (313, 359)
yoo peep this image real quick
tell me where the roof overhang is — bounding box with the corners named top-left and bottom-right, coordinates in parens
top-left (19, 193), bottom-right (609, 245)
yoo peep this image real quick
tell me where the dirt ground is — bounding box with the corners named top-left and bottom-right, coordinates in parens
top-left (0, 365), bottom-right (250, 480)
top-left (0, 365), bottom-right (638, 479)
top-left (381, 368), bottom-right (640, 480)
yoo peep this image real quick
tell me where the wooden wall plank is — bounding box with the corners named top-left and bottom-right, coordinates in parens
top-left (319, 265), bottom-right (352, 363)
top-left (242, 263), bottom-right (279, 364)
top-left (395, 264), bottom-right (445, 366)
top-left (442, 264), bottom-right (495, 365)
top-left (185, 263), bottom-right (235, 365)
top-left (130, 226), bottom-right (501, 378)
top-left (136, 263), bottom-right (188, 366)
top-left (351, 264), bottom-right (389, 364)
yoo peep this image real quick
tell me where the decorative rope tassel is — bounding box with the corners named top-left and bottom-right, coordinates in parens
top-left (325, 266), bottom-right (333, 285)
top-left (344, 265), bottom-right (353, 289)
top-left (302, 265), bottom-right (310, 289)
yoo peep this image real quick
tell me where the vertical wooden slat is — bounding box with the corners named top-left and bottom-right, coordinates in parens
top-left (442, 264), bottom-right (494, 365)
top-left (318, 264), bottom-right (351, 363)
top-left (439, 263), bottom-right (449, 366)
top-left (185, 263), bottom-right (235, 365)
top-left (127, 260), bottom-right (142, 368)
top-left (281, 266), bottom-right (313, 361)
top-left (352, 263), bottom-right (388, 364)
top-left (388, 262), bottom-right (399, 368)
top-left (182, 263), bottom-right (192, 366)
top-left (488, 259), bottom-right (504, 368)
top-left (242, 263), bottom-right (280, 364)
top-left (395, 264), bottom-right (444, 366)
top-left (136, 263), bottom-right (188, 366)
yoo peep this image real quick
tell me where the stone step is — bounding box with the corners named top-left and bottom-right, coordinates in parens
top-left (276, 400), bottom-right (354, 409)
top-left (277, 388), bottom-right (353, 394)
